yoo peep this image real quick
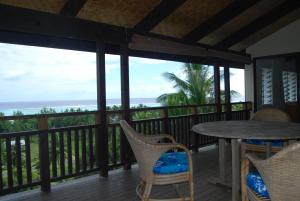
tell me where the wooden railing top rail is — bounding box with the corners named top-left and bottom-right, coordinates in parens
top-left (0, 129), bottom-right (41, 138)
top-left (0, 110), bottom-right (98, 121)
top-left (0, 101), bottom-right (251, 121)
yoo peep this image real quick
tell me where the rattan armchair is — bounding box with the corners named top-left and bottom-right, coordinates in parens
top-left (241, 107), bottom-right (291, 156)
top-left (241, 142), bottom-right (300, 201)
top-left (120, 120), bottom-right (194, 201)
top-left (241, 108), bottom-right (292, 201)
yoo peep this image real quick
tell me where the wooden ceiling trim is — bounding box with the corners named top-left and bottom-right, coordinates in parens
top-left (133, 0), bottom-right (186, 33)
top-left (60, 0), bottom-right (87, 17)
top-left (215, 0), bottom-right (300, 49)
top-left (182, 0), bottom-right (260, 42)
top-left (198, 0), bottom-right (286, 46)
top-left (0, 0), bottom-right (66, 13)
top-left (151, 0), bottom-right (234, 38)
top-left (230, 8), bottom-right (300, 51)
top-left (0, 4), bottom-right (128, 44)
top-left (129, 34), bottom-right (251, 64)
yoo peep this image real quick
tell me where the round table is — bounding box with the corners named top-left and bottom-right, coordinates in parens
top-left (192, 120), bottom-right (300, 201)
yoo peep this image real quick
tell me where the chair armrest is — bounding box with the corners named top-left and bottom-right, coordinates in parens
top-left (245, 153), bottom-right (264, 169)
top-left (144, 134), bottom-right (176, 143)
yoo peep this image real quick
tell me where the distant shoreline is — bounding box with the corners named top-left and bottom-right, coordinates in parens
top-left (0, 98), bottom-right (159, 116)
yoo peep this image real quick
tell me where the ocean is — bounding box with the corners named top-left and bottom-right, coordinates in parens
top-left (0, 98), bottom-right (160, 116)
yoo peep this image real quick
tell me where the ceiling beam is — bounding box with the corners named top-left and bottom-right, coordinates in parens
top-left (0, 4), bottom-right (128, 44)
top-left (60, 0), bottom-right (87, 17)
top-left (182, 0), bottom-right (260, 42)
top-left (129, 34), bottom-right (251, 64)
top-left (215, 0), bottom-right (300, 49)
top-left (133, 0), bottom-right (186, 33)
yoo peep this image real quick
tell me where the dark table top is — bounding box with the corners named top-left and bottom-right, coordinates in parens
top-left (192, 120), bottom-right (300, 140)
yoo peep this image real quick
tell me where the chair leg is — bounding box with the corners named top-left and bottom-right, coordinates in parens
top-left (142, 183), bottom-right (152, 201)
top-left (136, 180), bottom-right (146, 199)
top-left (241, 158), bottom-right (249, 201)
top-left (189, 177), bottom-right (194, 201)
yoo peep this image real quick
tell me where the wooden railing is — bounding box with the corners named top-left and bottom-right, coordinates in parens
top-left (0, 102), bottom-right (251, 195)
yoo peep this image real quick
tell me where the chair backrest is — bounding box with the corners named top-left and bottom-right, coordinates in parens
top-left (251, 107), bottom-right (291, 122)
top-left (253, 142), bottom-right (300, 201)
top-left (119, 120), bottom-right (166, 181)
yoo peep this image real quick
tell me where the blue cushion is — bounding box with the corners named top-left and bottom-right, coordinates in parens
top-left (247, 171), bottom-right (270, 198)
top-left (153, 152), bottom-right (189, 174)
top-left (246, 139), bottom-right (283, 147)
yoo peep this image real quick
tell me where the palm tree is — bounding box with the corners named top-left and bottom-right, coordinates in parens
top-left (157, 63), bottom-right (240, 106)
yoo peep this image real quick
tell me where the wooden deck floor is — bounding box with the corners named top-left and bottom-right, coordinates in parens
top-left (1, 145), bottom-right (232, 201)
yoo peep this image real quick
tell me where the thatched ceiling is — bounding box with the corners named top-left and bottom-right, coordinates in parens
top-left (0, 0), bottom-right (299, 53)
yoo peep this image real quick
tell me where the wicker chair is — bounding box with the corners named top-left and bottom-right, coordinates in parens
top-left (241, 108), bottom-right (291, 201)
top-left (241, 142), bottom-right (300, 201)
top-left (241, 107), bottom-right (291, 156)
top-left (119, 120), bottom-right (194, 201)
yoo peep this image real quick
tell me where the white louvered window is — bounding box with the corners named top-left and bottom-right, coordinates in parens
top-left (283, 71), bottom-right (297, 102)
top-left (261, 68), bottom-right (273, 105)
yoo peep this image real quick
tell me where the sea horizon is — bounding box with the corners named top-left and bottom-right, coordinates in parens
top-left (0, 98), bottom-right (160, 116)
top-left (0, 96), bottom-right (245, 116)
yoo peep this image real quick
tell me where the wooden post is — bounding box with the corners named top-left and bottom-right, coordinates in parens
top-left (38, 116), bottom-right (50, 192)
top-left (96, 40), bottom-right (108, 177)
top-left (161, 108), bottom-right (169, 134)
top-left (191, 106), bottom-right (199, 152)
top-left (120, 43), bottom-right (132, 170)
top-left (245, 102), bottom-right (252, 120)
top-left (214, 65), bottom-right (221, 120)
top-left (253, 58), bottom-right (258, 112)
top-left (224, 65), bottom-right (232, 120)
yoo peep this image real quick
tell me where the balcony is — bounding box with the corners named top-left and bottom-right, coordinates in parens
top-left (0, 102), bottom-right (251, 198)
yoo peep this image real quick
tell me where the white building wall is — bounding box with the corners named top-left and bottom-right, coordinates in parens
top-left (244, 19), bottom-right (300, 105)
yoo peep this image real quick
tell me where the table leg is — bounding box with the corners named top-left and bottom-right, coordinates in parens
top-left (207, 138), bottom-right (231, 188)
top-left (219, 138), bottom-right (226, 182)
top-left (231, 139), bottom-right (240, 201)
top-left (266, 142), bottom-right (272, 158)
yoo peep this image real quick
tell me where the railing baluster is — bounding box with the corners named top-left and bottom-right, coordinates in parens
top-left (6, 138), bottom-right (13, 190)
top-left (51, 132), bottom-right (57, 178)
top-left (151, 120), bottom-right (155, 134)
top-left (138, 122), bottom-right (141, 133)
top-left (74, 128), bottom-right (80, 173)
top-left (59, 131), bottom-right (65, 177)
top-left (67, 128), bottom-right (72, 175)
top-left (81, 128), bottom-right (87, 171)
top-left (0, 138), bottom-right (3, 192)
top-left (16, 136), bottom-right (23, 185)
top-left (112, 126), bottom-right (117, 165)
top-left (143, 122), bottom-right (146, 134)
top-left (25, 136), bottom-right (32, 185)
top-left (88, 127), bottom-right (94, 169)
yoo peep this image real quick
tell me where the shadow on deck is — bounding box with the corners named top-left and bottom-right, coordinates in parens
top-left (1, 145), bottom-right (232, 201)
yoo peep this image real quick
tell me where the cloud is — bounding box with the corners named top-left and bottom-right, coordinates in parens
top-left (129, 57), bottom-right (172, 65)
top-left (105, 54), bottom-right (120, 63)
top-left (0, 69), bottom-right (32, 81)
top-left (106, 64), bottom-right (119, 73)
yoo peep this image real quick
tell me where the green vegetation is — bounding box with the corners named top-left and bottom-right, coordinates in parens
top-left (157, 63), bottom-right (240, 108)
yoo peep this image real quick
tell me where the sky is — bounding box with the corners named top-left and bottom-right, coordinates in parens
top-left (0, 42), bottom-right (245, 102)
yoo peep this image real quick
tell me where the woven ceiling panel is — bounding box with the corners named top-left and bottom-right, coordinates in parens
top-left (77, 0), bottom-right (161, 28)
top-left (199, 0), bottom-right (286, 46)
top-left (0, 0), bottom-right (67, 13)
top-left (151, 0), bottom-right (233, 38)
top-left (230, 8), bottom-right (300, 51)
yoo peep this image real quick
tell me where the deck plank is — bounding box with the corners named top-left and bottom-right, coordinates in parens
top-left (1, 145), bottom-right (232, 201)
